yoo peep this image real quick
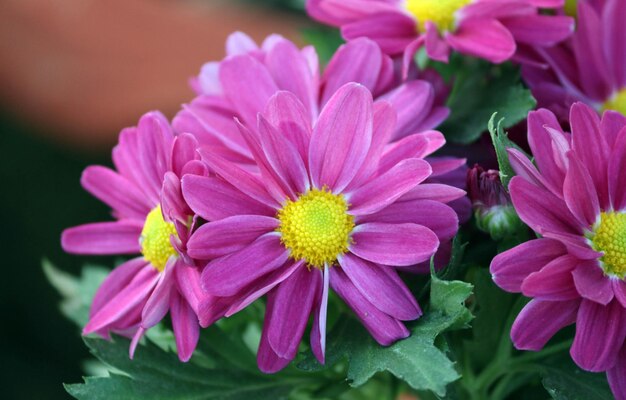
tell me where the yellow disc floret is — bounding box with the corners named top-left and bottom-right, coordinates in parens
top-left (602, 89), bottom-right (626, 116)
top-left (590, 212), bottom-right (626, 279)
top-left (405, 0), bottom-right (472, 32)
top-left (140, 205), bottom-right (178, 272)
top-left (277, 188), bottom-right (354, 269)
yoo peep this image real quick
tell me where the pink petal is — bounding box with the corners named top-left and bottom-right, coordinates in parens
top-left (424, 22), bottom-right (450, 62)
top-left (601, 111), bottom-right (626, 148)
top-left (181, 175), bottom-right (275, 221)
top-left (267, 267), bottom-right (320, 359)
top-left (348, 158), bottom-right (431, 216)
top-left (563, 152), bottom-right (600, 227)
top-left (339, 253), bottom-right (421, 320)
top-left (379, 81), bottom-right (435, 141)
top-left (446, 19), bottom-right (515, 63)
top-left (136, 112), bottom-right (173, 200)
top-left (90, 258), bottom-right (148, 317)
top-left (570, 102), bottom-right (610, 209)
top-left (330, 266), bottom-right (409, 346)
top-left (81, 166), bottom-right (151, 220)
top-left (170, 291), bottom-right (200, 362)
top-left (526, 109), bottom-right (567, 193)
top-left (490, 238), bottom-right (566, 292)
top-left (187, 215), bottom-right (278, 259)
top-left (350, 222), bottom-right (439, 266)
top-left (607, 346), bottom-right (626, 400)
top-left (378, 131), bottom-right (444, 173)
top-left (310, 267), bottom-right (329, 365)
top-left (309, 83), bottom-right (373, 192)
top-left (511, 299), bottom-right (579, 351)
top-left (257, 295), bottom-right (292, 373)
top-left (201, 234), bottom-right (289, 297)
top-left (609, 127), bottom-right (626, 211)
top-left (170, 133), bottom-right (199, 177)
top-left (613, 280), bottom-right (626, 309)
top-left (521, 255), bottom-right (579, 301)
top-left (62, 221), bottom-right (143, 255)
top-left (399, 184), bottom-right (466, 204)
top-left (571, 300), bottom-right (626, 372)
top-left (225, 31), bottom-right (258, 56)
top-left (509, 177), bottom-right (580, 235)
top-left (140, 259), bottom-right (176, 328)
top-left (341, 12), bottom-right (417, 55)
top-left (604, 0), bottom-right (626, 88)
top-left (572, 261), bottom-right (615, 305)
top-left (502, 15), bottom-right (574, 45)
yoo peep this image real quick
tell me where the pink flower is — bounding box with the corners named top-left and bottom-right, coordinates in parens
top-left (61, 112), bottom-right (211, 362)
top-left (521, 0), bottom-right (626, 121)
top-left (176, 33), bottom-right (469, 257)
top-left (183, 83), bottom-right (464, 372)
top-left (306, 0), bottom-right (573, 69)
top-left (490, 103), bottom-right (626, 399)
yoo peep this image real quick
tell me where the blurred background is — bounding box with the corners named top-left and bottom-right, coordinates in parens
top-left (0, 1), bottom-right (306, 398)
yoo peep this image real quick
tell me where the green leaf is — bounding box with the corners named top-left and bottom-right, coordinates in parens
top-left (438, 59), bottom-right (536, 145)
top-left (488, 113), bottom-right (529, 190)
top-left (66, 335), bottom-right (300, 400)
top-left (43, 260), bottom-right (109, 327)
top-left (542, 358), bottom-right (613, 400)
top-left (300, 27), bottom-right (344, 64)
top-left (299, 275), bottom-right (473, 396)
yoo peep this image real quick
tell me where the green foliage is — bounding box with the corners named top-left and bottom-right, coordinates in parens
top-left (542, 357), bottom-right (613, 400)
top-left (488, 113), bottom-right (528, 191)
top-left (300, 27), bottom-right (344, 64)
top-left (437, 59), bottom-right (536, 145)
top-left (299, 273), bottom-right (473, 396)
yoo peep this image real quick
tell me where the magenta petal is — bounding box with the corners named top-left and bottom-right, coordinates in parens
top-left (330, 267), bottom-right (409, 346)
top-left (181, 175), bottom-right (275, 221)
top-left (90, 258), bottom-right (147, 317)
top-left (219, 54), bottom-right (278, 128)
top-left (379, 81), bottom-right (435, 141)
top-left (62, 221), bottom-right (143, 255)
top-left (490, 238), bottom-right (566, 292)
top-left (201, 234), bottom-right (289, 297)
top-left (509, 177), bottom-right (580, 235)
top-left (424, 22), bottom-right (450, 62)
top-left (309, 83), bottom-right (373, 192)
top-left (446, 19), bottom-right (515, 63)
top-left (341, 12), bottom-right (417, 55)
top-left (136, 112), bottom-right (173, 200)
top-left (81, 166), bottom-right (151, 220)
top-left (502, 15), bottom-right (573, 45)
top-left (257, 294), bottom-right (292, 373)
top-left (607, 346), bottom-right (626, 400)
top-left (507, 148), bottom-right (551, 192)
top-left (526, 109), bottom-right (567, 192)
top-left (521, 255), bottom-right (579, 301)
top-left (605, 0), bottom-right (626, 88)
top-left (348, 158), bottom-right (431, 216)
top-left (358, 199), bottom-right (459, 242)
top-left (571, 300), bottom-right (626, 372)
top-left (350, 222), bottom-right (439, 266)
top-left (170, 291), bottom-right (200, 362)
top-left (310, 267), bottom-right (329, 365)
top-left (511, 299), bottom-right (579, 351)
top-left (378, 131), bottom-right (444, 173)
top-left (400, 184), bottom-right (466, 204)
top-left (267, 268), bottom-right (320, 359)
top-left (170, 133), bottom-right (199, 177)
top-left (570, 102), bottom-right (610, 209)
top-left (563, 152), bottom-right (600, 228)
top-left (609, 127), bottom-right (626, 212)
top-left (339, 253), bottom-right (421, 320)
top-left (84, 265), bottom-right (160, 334)
top-left (161, 172), bottom-right (189, 224)
top-left (174, 261), bottom-right (205, 315)
top-left (187, 215), bottom-right (278, 260)
top-left (572, 261), bottom-right (614, 306)
top-left (613, 280), bottom-right (626, 309)
top-left (140, 259), bottom-right (176, 328)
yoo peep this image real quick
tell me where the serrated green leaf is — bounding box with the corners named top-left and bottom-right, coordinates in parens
top-left (438, 60), bottom-right (536, 145)
top-left (488, 113), bottom-right (529, 190)
top-left (542, 358), bottom-right (613, 400)
top-left (299, 276), bottom-right (473, 396)
top-left (66, 336), bottom-right (299, 400)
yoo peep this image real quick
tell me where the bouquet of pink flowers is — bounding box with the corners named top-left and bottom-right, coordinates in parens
top-left (51, 0), bottom-right (626, 399)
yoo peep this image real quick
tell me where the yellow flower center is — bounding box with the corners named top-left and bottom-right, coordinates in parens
top-left (405, 0), bottom-right (472, 32)
top-left (590, 212), bottom-right (626, 279)
top-left (140, 206), bottom-right (178, 272)
top-left (277, 188), bottom-right (354, 269)
top-left (602, 89), bottom-right (626, 116)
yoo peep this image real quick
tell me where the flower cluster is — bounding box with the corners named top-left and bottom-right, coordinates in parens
top-left (59, 0), bottom-right (626, 398)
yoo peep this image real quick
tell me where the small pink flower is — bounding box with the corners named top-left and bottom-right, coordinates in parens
top-left (183, 83), bottom-right (464, 372)
top-left (521, 0), bottom-right (626, 120)
top-left (61, 112), bottom-right (210, 362)
top-left (490, 102), bottom-right (626, 399)
top-left (306, 0), bottom-right (573, 70)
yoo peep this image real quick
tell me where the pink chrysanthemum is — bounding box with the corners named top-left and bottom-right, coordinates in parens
top-left (182, 83), bottom-right (464, 372)
top-left (176, 33), bottom-right (469, 259)
top-left (306, 0), bottom-right (573, 70)
top-left (521, 0), bottom-right (626, 121)
top-left (490, 103), bottom-right (626, 398)
top-left (61, 112), bottom-right (210, 362)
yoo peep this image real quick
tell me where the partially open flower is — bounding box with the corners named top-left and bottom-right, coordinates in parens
top-left (61, 112), bottom-right (210, 362)
top-left (467, 165), bottom-right (522, 240)
top-left (490, 102), bottom-right (626, 399)
top-left (183, 83), bottom-right (464, 372)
